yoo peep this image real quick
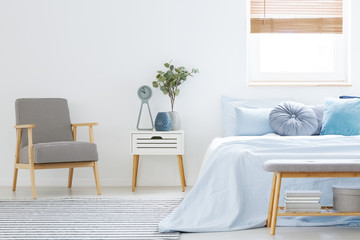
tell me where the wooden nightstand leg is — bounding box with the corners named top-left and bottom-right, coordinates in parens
top-left (177, 155), bottom-right (186, 192)
top-left (135, 155), bottom-right (139, 187)
top-left (132, 155), bottom-right (139, 192)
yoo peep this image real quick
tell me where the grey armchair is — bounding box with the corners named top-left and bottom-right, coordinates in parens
top-left (13, 98), bottom-right (101, 199)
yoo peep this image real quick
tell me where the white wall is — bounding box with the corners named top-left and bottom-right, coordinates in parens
top-left (0, 0), bottom-right (359, 187)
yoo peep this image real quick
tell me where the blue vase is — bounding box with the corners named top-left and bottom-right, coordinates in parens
top-left (155, 112), bottom-right (173, 131)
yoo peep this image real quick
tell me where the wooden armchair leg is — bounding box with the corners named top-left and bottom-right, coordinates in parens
top-left (93, 162), bottom-right (101, 195)
top-left (68, 168), bottom-right (74, 188)
top-left (12, 167), bottom-right (18, 191)
top-left (30, 167), bottom-right (37, 199)
top-left (13, 128), bottom-right (21, 192)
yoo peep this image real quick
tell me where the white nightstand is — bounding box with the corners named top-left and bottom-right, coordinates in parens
top-left (130, 130), bottom-right (186, 192)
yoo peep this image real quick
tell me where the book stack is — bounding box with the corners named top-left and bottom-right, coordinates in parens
top-left (284, 190), bottom-right (321, 213)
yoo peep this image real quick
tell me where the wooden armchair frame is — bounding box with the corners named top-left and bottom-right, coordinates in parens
top-left (12, 122), bottom-right (101, 199)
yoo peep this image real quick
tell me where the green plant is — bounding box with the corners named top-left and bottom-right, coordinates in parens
top-left (152, 61), bottom-right (198, 112)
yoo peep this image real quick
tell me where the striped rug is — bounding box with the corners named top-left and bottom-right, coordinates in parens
top-left (0, 198), bottom-right (182, 239)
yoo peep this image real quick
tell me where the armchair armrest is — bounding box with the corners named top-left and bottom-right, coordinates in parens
top-left (14, 124), bottom-right (36, 129)
top-left (72, 122), bottom-right (98, 127)
top-left (14, 124), bottom-right (36, 165)
top-left (71, 122), bottom-right (98, 143)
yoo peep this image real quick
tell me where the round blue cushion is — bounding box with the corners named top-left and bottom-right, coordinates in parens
top-left (269, 102), bottom-right (318, 136)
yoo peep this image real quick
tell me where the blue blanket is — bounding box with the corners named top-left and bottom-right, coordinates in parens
top-left (159, 135), bottom-right (360, 232)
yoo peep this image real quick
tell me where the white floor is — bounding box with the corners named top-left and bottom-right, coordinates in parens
top-left (1, 186), bottom-right (359, 240)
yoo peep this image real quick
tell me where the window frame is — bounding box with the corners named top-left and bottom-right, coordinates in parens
top-left (246, 0), bottom-right (351, 87)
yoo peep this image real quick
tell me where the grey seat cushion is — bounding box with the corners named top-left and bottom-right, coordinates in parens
top-left (263, 159), bottom-right (360, 172)
top-left (15, 98), bottom-right (74, 147)
top-left (20, 141), bottom-right (98, 164)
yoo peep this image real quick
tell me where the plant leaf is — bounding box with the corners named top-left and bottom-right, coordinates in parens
top-left (166, 70), bottom-right (173, 77)
top-left (154, 63), bottom-right (197, 97)
top-left (174, 89), bottom-right (180, 96)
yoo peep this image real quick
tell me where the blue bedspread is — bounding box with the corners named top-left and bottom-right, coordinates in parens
top-left (159, 135), bottom-right (360, 232)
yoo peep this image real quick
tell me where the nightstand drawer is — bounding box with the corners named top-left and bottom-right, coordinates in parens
top-left (131, 132), bottom-right (184, 155)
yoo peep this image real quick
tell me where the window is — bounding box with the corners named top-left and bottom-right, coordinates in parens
top-left (247, 0), bottom-right (350, 86)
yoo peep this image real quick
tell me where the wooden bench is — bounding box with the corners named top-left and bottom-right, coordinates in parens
top-left (263, 159), bottom-right (360, 235)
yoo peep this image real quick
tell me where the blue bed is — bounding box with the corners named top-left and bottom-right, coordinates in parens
top-left (159, 135), bottom-right (360, 232)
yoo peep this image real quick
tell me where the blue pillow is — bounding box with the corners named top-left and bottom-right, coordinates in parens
top-left (321, 98), bottom-right (360, 136)
top-left (235, 107), bottom-right (274, 136)
top-left (222, 96), bottom-right (291, 137)
top-left (269, 102), bottom-right (318, 136)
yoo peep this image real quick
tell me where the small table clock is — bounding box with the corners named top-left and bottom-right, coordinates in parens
top-left (137, 85), bottom-right (154, 130)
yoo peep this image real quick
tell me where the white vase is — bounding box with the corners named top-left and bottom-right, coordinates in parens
top-left (169, 111), bottom-right (181, 130)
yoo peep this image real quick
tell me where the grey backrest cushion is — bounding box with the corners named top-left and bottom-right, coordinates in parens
top-left (15, 98), bottom-right (74, 147)
top-left (269, 101), bottom-right (318, 136)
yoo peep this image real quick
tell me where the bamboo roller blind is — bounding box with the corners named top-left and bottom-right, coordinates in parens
top-left (251, 0), bottom-right (343, 33)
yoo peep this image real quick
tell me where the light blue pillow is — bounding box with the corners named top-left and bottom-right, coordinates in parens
top-left (222, 96), bottom-right (291, 137)
top-left (235, 107), bottom-right (274, 136)
top-left (269, 102), bottom-right (318, 136)
top-left (321, 98), bottom-right (360, 136)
